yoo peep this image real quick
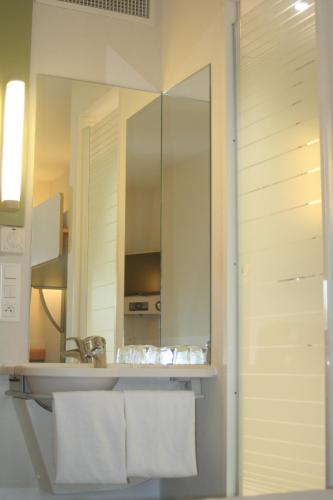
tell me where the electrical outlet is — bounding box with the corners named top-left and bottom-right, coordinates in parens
top-left (0, 264), bottom-right (21, 322)
top-left (1, 302), bottom-right (18, 321)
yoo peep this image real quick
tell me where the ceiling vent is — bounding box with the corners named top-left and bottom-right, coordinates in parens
top-left (56, 0), bottom-right (150, 19)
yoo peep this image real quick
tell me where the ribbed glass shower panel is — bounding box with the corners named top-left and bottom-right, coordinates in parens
top-left (237, 0), bottom-right (325, 496)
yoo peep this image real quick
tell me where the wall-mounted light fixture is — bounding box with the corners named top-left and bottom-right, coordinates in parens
top-left (1, 80), bottom-right (25, 211)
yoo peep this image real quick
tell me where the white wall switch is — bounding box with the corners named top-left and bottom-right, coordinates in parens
top-left (0, 263), bottom-right (21, 322)
top-left (0, 226), bottom-right (25, 254)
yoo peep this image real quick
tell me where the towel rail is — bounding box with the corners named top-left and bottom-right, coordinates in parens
top-left (5, 387), bottom-right (204, 402)
top-left (6, 390), bottom-right (53, 401)
top-left (5, 376), bottom-right (203, 413)
top-left (5, 389), bottom-right (54, 412)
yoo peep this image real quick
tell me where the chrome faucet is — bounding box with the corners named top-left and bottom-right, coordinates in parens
top-left (63, 336), bottom-right (107, 368)
top-left (83, 336), bottom-right (107, 368)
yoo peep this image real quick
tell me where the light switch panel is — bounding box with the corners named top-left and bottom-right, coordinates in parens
top-left (3, 264), bottom-right (18, 280)
top-left (0, 226), bottom-right (25, 254)
top-left (0, 263), bottom-right (21, 322)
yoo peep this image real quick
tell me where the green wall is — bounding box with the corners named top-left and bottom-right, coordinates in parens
top-left (0, 0), bottom-right (33, 226)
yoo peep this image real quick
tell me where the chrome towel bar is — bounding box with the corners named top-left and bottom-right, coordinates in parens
top-left (6, 388), bottom-right (204, 403)
top-left (6, 375), bottom-right (204, 413)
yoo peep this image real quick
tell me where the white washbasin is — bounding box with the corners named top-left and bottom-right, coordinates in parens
top-left (15, 363), bottom-right (119, 395)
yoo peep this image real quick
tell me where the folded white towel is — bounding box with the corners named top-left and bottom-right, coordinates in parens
top-left (53, 391), bottom-right (127, 484)
top-left (124, 390), bottom-right (197, 478)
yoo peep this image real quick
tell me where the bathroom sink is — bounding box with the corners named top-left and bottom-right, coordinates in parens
top-left (14, 363), bottom-right (119, 395)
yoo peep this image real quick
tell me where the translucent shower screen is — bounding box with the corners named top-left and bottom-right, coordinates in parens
top-left (237, 0), bottom-right (325, 495)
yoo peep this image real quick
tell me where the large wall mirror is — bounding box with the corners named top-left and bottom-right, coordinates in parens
top-left (29, 67), bottom-right (211, 365)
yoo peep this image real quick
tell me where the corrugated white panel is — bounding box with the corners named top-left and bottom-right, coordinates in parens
top-left (86, 111), bottom-right (119, 362)
top-left (238, 0), bottom-right (325, 496)
top-left (240, 204), bottom-right (322, 252)
top-left (242, 373), bottom-right (325, 401)
top-left (240, 238), bottom-right (323, 283)
top-left (239, 143), bottom-right (320, 193)
top-left (242, 311), bottom-right (324, 348)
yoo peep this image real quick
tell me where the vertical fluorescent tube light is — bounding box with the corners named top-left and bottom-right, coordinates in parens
top-left (1, 80), bottom-right (25, 210)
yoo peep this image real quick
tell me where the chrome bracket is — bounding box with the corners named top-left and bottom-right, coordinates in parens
top-left (170, 377), bottom-right (203, 399)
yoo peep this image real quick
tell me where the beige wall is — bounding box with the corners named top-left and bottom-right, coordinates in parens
top-left (33, 171), bottom-right (70, 209)
top-left (31, 1), bottom-right (162, 91)
top-left (160, 1), bottom-right (229, 498)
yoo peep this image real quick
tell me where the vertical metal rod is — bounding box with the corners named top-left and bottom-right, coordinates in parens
top-left (60, 289), bottom-right (67, 361)
top-left (224, 0), bottom-right (240, 496)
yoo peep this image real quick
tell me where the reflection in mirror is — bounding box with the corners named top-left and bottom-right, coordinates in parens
top-left (124, 97), bottom-right (162, 347)
top-left (29, 67), bottom-right (211, 365)
top-left (83, 88), bottom-right (161, 363)
top-left (161, 66), bottom-right (211, 350)
top-left (30, 76), bottom-right (72, 363)
top-left (29, 75), bottom-right (160, 363)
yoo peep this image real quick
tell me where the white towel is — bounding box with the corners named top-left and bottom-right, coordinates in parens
top-left (53, 391), bottom-right (127, 484)
top-left (124, 390), bottom-right (197, 478)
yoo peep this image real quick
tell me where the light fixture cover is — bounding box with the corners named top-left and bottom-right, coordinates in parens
top-left (1, 80), bottom-right (25, 208)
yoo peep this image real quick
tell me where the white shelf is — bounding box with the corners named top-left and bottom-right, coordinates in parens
top-left (11, 363), bottom-right (217, 379)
